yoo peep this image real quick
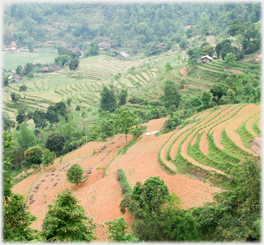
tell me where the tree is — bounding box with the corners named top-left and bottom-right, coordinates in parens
top-left (4, 193), bottom-right (38, 241)
top-left (223, 53), bottom-right (237, 73)
top-left (202, 45), bottom-right (214, 57)
top-left (163, 80), bottom-right (181, 109)
top-left (66, 163), bottom-right (85, 189)
top-left (100, 85), bottom-right (117, 112)
top-left (24, 63), bottom-right (34, 75)
top-left (45, 133), bottom-right (65, 158)
top-left (19, 84), bottom-right (27, 103)
top-left (201, 91), bottom-right (213, 109)
top-left (69, 58), bottom-right (79, 70)
top-left (54, 54), bottom-right (69, 67)
top-left (105, 217), bottom-right (139, 242)
top-left (10, 92), bottom-right (21, 105)
top-left (42, 149), bottom-right (55, 169)
top-left (114, 107), bottom-right (138, 145)
top-left (17, 123), bottom-right (38, 151)
top-left (165, 62), bottom-right (173, 72)
top-left (33, 109), bottom-right (47, 129)
top-left (179, 38), bottom-right (189, 50)
top-left (210, 84), bottom-right (228, 108)
top-left (16, 65), bottom-right (22, 75)
top-left (87, 41), bottom-right (99, 56)
top-left (24, 146), bottom-right (43, 165)
top-left (118, 89), bottom-right (128, 106)
top-left (3, 118), bottom-right (15, 132)
top-left (42, 189), bottom-right (96, 242)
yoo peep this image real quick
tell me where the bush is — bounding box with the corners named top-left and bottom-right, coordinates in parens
top-left (24, 146), bottom-right (43, 165)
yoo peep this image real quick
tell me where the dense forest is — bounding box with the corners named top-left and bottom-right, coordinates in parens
top-left (3, 2), bottom-right (261, 243)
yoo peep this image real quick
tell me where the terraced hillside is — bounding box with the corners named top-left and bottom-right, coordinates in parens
top-left (12, 103), bottom-right (261, 241)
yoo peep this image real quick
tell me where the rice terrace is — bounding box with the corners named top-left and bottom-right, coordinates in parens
top-left (3, 2), bottom-right (261, 242)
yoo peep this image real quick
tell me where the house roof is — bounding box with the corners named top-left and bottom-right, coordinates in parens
top-left (201, 55), bottom-right (213, 60)
top-left (120, 52), bottom-right (130, 58)
top-left (156, 43), bottom-right (167, 48)
top-left (49, 64), bottom-right (62, 71)
top-left (13, 74), bottom-right (21, 79)
top-left (69, 47), bottom-right (81, 52)
top-left (99, 42), bottom-right (113, 47)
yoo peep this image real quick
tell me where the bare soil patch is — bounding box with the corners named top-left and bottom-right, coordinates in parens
top-left (206, 35), bottom-right (215, 42)
top-left (180, 67), bottom-right (187, 76)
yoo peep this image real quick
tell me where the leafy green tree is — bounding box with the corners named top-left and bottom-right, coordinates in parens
top-left (114, 107), bottom-right (138, 145)
top-left (118, 89), bottom-right (128, 106)
top-left (3, 118), bottom-right (15, 132)
top-left (16, 65), bottom-right (22, 75)
top-left (45, 133), bottom-right (65, 158)
top-left (24, 63), bottom-right (34, 75)
top-left (17, 123), bottom-right (38, 151)
top-left (4, 193), bottom-right (38, 241)
top-left (24, 146), bottom-right (43, 165)
top-left (42, 189), bottom-right (96, 242)
top-left (54, 54), bottom-right (69, 67)
top-left (226, 89), bottom-right (236, 103)
top-left (42, 149), bottom-right (55, 169)
top-left (69, 58), bottom-right (79, 70)
top-left (105, 217), bottom-right (139, 242)
top-left (179, 38), bottom-right (189, 50)
top-left (201, 91), bottom-right (213, 108)
top-left (19, 84), bottom-right (27, 103)
top-left (100, 85), bottom-right (117, 112)
top-left (33, 109), bottom-right (47, 129)
top-left (165, 62), bottom-right (173, 72)
top-left (202, 45), bottom-right (214, 57)
top-left (10, 92), bottom-right (21, 105)
top-left (87, 41), bottom-right (99, 56)
top-left (3, 131), bottom-right (14, 200)
top-left (210, 84), bottom-right (228, 108)
top-left (163, 80), bottom-right (181, 109)
top-left (66, 163), bottom-right (84, 189)
top-left (223, 53), bottom-right (237, 72)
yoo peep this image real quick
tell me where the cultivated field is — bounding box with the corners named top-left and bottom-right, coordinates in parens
top-left (12, 104), bottom-right (261, 241)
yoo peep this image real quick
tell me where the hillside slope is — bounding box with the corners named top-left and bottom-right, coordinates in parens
top-left (12, 104), bottom-right (261, 241)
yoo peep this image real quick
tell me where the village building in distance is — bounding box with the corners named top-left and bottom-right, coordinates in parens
top-left (115, 52), bottom-right (130, 59)
top-left (98, 42), bottom-right (113, 49)
top-left (201, 55), bottom-right (213, 63)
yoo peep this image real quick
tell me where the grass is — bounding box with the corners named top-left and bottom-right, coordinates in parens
top-left (116, 168), bottom-right (133, 197)
top-left (3, 48), bottom-right (58, 71)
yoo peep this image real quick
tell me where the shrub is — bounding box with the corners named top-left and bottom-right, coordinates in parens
top-left (24, 146), bottom-right (43, 165)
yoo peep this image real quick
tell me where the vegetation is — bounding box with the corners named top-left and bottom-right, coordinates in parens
top-left (2, 2), bottom-right (261, 243)
top-left (42, 189), bottom-right (96, 242)
top-left (66, 163), bottom-right (85, 189)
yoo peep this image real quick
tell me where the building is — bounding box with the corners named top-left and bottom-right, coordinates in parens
top-left (8, 74), bottom-right (21, 83)
top-left (115, 52), bottom-right (130, 59)
top-left (98, 42), bottom-right (113, 49)
top-left (40, 64), bottom-right (62, 73)
top-left (201, 55), bottom-right (213, 63)
top-left (69, 47), bottom-right (82, 53)
top-left (156, 43), bottom-right (167, 49)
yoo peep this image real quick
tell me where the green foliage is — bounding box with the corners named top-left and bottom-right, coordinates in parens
top-left (42, 149), bottom-right (55, 168)
top-left (116, 168), bottom-right (133, 197)
top-left (105, 217), bottom-right (139, 242)
top-left (4, 193), bottom-right (38, 242)
top-left (163, 80), bottom-right (181, 109)
top-left (69, 58), bottom-right (79, 70)
top-left (45, 133), bottom-right (66, 157)
top-left (33, 109), bottom-right (47, 129)
top-left (66, 163), bottom-right (84, 188)
top-left (87, 41), bottom-right (99, 56)
top-left (165, 62), bottom-right (173, 72)
top-left (118, 89), bottom-right (128, 106)
top-left (10, 92), bottom-right (21, 105)
top-left (100, 85), bottom-right (117, 112)
top-left (223, 53), bottom-right (237, 70)
top-left (114, 107), bottom-right (138, 145)
top-left (42, 189), bottom-right (96, 242)
top-left (54, 54), bottom-right (69, 67)
top-left (24, 146), bottom-right (43, 165)
top-left (17, 123), bottom-right (38, 151)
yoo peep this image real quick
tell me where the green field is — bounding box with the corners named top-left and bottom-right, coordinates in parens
top-left (3, 48), bottom-right (58, 71)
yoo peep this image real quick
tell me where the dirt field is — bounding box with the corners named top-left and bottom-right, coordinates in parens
top-left (12, 104), bottom-right (260, 241)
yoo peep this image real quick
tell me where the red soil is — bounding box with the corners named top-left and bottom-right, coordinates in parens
top-left (180, 67), bottom-right (187, 76)
top-left (225, 104), bottom-right (261, 156)
top-left (211, 104), bottom-right (256, 150)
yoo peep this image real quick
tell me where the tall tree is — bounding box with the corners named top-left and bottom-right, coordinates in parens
top-left (163, 80), bottom-right (181, 109)
top-left (42, 189), bottom-right (96, 242)
top-left (100, 85), bottom-right (117, 112)
top-left (114, 107), bottom-right (137, 145)
top-left (45, 133), bottom-right (65, 158)
top-left (19, 84), bottom-right (27, 103)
